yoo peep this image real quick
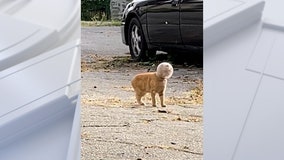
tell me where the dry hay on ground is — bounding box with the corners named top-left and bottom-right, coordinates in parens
top-left (81, 82), bottom-right (203, 107)
top-left (81, 54), bottom-right (154, 72)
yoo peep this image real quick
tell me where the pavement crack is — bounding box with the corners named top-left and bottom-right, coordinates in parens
top-left (95, 139), bottom-right (203, 156)
top-left (139, 118), bottom-right (159, 123)
top-left (83, 123), bottom-right (130, 128)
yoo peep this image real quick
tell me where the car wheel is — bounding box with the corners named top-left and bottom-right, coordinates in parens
top-left (128, 18), bottom-right (147, 61)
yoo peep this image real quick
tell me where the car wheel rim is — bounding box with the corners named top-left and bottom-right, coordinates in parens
top-left (131, 24), bottom-right (142, 57)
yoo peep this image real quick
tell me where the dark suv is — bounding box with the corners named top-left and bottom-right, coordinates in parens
top-left (121, 0), bottom-right (203, 61)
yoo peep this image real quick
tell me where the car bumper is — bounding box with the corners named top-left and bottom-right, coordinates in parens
top-left (121, 22), bottom-right (127, 45)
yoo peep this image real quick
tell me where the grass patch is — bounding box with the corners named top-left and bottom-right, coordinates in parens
top-left (81, 20), bottom-right (121, 27)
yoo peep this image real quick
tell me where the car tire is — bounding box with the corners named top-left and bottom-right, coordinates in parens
top-left (128, 18), bottom-right (147, 61)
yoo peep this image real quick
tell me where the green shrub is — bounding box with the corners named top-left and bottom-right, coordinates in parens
top-left (81, 0), bottom-right (111, 21)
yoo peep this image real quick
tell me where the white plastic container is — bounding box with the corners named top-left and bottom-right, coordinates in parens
top-left (0, 1), bottom-right (81, 160)
top-left (204, 0), bottom-right (265, 48)
top-left (205, 0), bottom-right (284, 159)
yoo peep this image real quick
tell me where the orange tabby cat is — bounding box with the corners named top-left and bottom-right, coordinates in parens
top-left (131, 62), bottom-right (173, 107)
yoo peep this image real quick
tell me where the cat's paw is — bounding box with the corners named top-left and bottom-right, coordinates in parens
top-left (161, 105), bottom-right (166, 107)
top-left (152, 104), bottom-right (157, 107)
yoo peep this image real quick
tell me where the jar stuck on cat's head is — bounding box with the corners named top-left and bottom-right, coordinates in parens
top-left (156, 62), bottom-right (173, 79)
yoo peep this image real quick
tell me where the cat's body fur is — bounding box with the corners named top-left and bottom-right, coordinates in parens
top-left (131, 62), bottom-right (173, 107)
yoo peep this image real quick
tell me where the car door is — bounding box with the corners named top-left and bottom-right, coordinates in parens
top-left (146, 0), bottom-right (182, 45)
top-left (180, 0), bottom-right (203, 46)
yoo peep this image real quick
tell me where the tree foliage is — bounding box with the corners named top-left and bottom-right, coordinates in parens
top-left (81, 0), bottom-right (111, 21)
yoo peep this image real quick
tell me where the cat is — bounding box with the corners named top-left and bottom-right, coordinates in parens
top-left (131, 62), bottom-right (173, 107)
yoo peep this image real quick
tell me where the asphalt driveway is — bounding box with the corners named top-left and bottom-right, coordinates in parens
top-left (81, 26), bottom-right (203, 160)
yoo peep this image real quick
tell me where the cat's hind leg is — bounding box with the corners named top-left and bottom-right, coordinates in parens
top-left (136, 92), bottom-right (146, 105)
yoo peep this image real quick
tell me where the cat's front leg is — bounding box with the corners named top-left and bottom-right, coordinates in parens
top-left (159, 92), bottom-right (166, 107)
top-left (151, 91), bottom-right (156, 107)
